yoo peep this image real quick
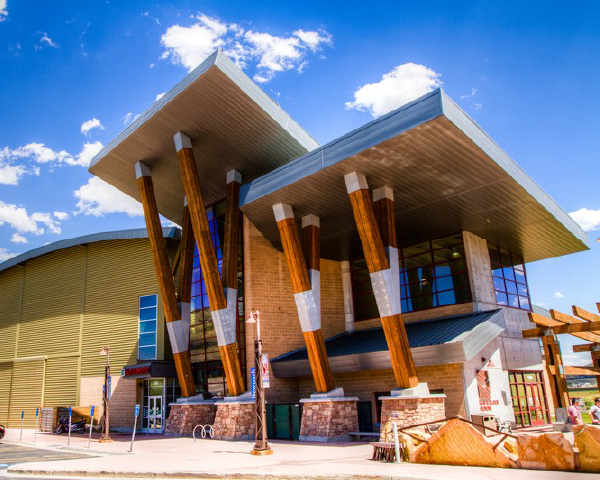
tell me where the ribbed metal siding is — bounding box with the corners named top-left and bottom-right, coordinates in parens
top-left (9, 359), bottom-right (44, 428)
top-left (0, 361), bottom-right (12, 424)
top-left (18, 248), bottom-right (85, 358)
top-left (44, 356), bottom-right (78, 407)
top-left (0, 268), bottom-right (23, 362)
top-left (81, 239), bottom-right (160, 377)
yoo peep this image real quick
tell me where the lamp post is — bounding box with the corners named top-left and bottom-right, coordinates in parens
top-left (247, 310), bottom-right (272, 455)
top-left (99, 345), bottom-right (113, 443)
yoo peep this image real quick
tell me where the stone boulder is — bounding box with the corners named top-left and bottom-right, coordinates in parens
top-left (575, 424), bottom-right (600, 473)
top-left (516, 433), bottom-right (575, 471)
top-left (410, 419), bottom-right (516, 468)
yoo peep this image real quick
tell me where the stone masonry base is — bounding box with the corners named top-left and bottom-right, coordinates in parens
top-left (165, 403), bottom-right (216, 437)
top-left (379, 396), bottom-right (446, 438)
top-left (299, 399), bottom-right (359, 442)
top-left (213, 402), bottom-right (255, 441)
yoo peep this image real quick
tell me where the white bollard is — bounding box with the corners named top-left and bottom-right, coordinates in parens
top-left (392, 421), bottom-right (401, 463)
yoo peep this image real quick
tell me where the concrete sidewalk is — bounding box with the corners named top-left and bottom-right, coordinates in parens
top-left (1, 429), bottom-right (594, 479)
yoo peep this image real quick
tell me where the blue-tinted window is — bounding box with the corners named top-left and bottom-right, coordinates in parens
top-left (139, 294), bottom-right (157, 360)
top-left (488, 243), bottom-right (531, 311)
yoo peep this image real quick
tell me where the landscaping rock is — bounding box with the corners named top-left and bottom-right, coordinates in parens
top-left (516, 433), bottom-right (575, 471)
top-left (574, 424), bottom-right (600, 473)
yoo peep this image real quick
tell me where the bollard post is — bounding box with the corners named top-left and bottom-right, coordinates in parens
top-left (392, 421), bottom-right (401, 464)
top-left (68, 406), bottom-right (72, 447)
top-left (88, 406), bottom-right (95, 448)
top-left (20, 410), bottom-right (24, 441)
top-left (35, 408), bottom-right (39, 443)
top-left (129, 405), bottom-right (140, 452)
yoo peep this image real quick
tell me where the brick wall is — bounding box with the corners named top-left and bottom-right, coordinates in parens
top-left (79, 375), bottom-right (138, 430)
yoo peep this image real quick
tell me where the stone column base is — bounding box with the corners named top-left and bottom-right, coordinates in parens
top-left (165, 402), bottom-right (216, 437)
top-left (379, 393), bottom-right (446, 438)
top-left (299, 396), bottom-right (359, 442)
top-left (213, 400), bottom-right (255, 441)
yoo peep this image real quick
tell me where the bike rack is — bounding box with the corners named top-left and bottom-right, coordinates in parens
top-left (193, 424), bottom-right (221, 441)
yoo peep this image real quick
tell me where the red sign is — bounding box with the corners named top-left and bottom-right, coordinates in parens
top-left (124, 366), bottom-right (150, 377)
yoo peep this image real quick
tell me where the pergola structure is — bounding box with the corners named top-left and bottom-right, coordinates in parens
top-left (524, 304), bottom-right (600, 410)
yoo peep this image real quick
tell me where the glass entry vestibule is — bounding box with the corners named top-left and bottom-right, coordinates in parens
top-left (142, 378), bottom-right (180, 433)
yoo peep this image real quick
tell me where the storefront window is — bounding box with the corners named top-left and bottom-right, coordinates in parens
top-left (351, 233), bottom-right (472, 320)
top-left (488, 243), bottom-right (531, 311)
top-left (190, 199), bottom-right (245, 396)
top-left (138, 294), bottom-right (158, 360)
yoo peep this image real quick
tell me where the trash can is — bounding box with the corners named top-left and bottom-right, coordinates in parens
top-left (471, 414), bottom-right (496, 437)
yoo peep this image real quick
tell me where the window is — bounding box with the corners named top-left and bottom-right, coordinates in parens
top-left (351, 233), bottom-right (472, 320)
top-left (476, 370), bottom-right (491, 400)
top-left (190, 199), bottom-right (245, 396)
top-left (488, 243), bottom-right (531, 311)
top-left (138, 294), bottom-right (158, 360)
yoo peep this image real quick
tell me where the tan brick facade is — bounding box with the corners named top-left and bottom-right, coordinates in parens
top-left (79, 375), bottom-right (138, 430)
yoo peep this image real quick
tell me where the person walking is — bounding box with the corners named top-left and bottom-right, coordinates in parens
top-left (589, 397), bottom-right (600, 425)
top-left (568, 397), bottom-right (583, 425)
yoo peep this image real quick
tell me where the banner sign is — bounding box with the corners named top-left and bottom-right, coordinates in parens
top-left (21, 410), bottom-right (24, 419)
top-left (68, 406), bottom-right (72, 416)
top-left (134, 404), bottom-right (140, 417)
top-left (107, 376), bottom-right (112, 399)
top-left (251, 367), bottom-right (256, 400)
top-left (90, 405), bottom-right (95, 418)
top-left (261, 354), bottom-right (270, 388)
top-left (36, 408), bottom-right (39, 417)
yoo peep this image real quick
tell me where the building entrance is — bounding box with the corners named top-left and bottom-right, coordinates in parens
top-left (142, 379), bottom-right (165, 433)
top-left (509, 371), bottom-right (549, 427)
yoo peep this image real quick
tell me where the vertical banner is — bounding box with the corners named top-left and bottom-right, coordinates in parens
top-left (261, 354), bottom-right (270, 388)
top-left (251, 367), bottom-right (256, 401)
top-left (107, 376), bottom-right (112, 399)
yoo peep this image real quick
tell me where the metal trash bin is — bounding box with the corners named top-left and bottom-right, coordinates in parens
top-left (471, 414), bottom-right (496, 437)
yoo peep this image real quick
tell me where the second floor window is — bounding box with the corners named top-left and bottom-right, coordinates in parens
top-left (488, 243), bottom-right (530, 310)
top-left (139, 294), bottom-right (158, 360)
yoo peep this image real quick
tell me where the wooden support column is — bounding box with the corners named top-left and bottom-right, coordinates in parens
top-left (345, 173), bottom-right (418, 389)
top-left (174, 133), bottom-right (245, 397)
top-left (135, 162), bottom-right (195, 397)
top-left (273, 205), bottom-right (335, 393)
top-left (541, 334), bottom-right (569, 410)
top-left (176, 198), bottom-right (194, 303)
top-left (592, 350), bottom-right (600, 393)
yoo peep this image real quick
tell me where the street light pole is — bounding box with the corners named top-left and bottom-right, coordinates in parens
top-left (247, 310), bottom-right (272, 456)
top-left (99, 345), bottom-right (112, 443)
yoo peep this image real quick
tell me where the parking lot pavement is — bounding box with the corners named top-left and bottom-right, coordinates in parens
top-left (0, 442), bottom-right (93, 466)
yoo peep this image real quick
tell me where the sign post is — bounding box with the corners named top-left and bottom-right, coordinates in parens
top-left (392, 421), bottom-right (401, 464)
top-left (68, 406), bottom-right (72, 447)
top-left (88, 406), bottom-right (95, 448)
top-left (34, 408), bottom-right (39, 443)
top-left (129, 405), bottom-right (140, 452)
top-left (251, 367), bottom-right (256, 401)
top-left (19, 410), bottom-right (24, 441)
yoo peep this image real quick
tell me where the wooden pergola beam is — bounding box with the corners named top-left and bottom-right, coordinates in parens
top-left (573, 305), bottom-right (600, 322)
top-left (135, 162), bottom-right (196, 397)
top-left (573, 344), bottom-right (598, 353)
top-left (345, 173), bottom-right (418, 389)
top-left (523, 320), bottom-right (600, 338)
top-left (273, 205), bottom-right (335, 393)
top-left (547, 365), bottom-right (600, 376)
top-left (541, 335), bottom-right (569, 409)
top-left (174, 132), bottom-right (245, 397)
top-left (527, 312), bottom-right (600, 343)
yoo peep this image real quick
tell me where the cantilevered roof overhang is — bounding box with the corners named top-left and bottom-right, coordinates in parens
top-left (89, 50), bottom-right (318, 225)
top-left (240, 89), bottom-right (589, 262)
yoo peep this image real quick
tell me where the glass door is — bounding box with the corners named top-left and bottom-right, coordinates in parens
top-left (142, 378), bottom-right (165, 433)
top-left (147, 396), bottom-right (164, 433)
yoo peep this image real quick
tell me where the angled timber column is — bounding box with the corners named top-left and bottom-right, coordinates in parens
top-left (541, 334), bottom-right (569, 410)
top-left (273, 205), bottom-right (335, 393)
top-left (174, 132), bottom-right (245, 397)
top-left (176, 198), bottom-right (194, 303)
top-left (135, 162), bottom-right (196, 397)
top-left (345, 172), bottom-right (418, 389)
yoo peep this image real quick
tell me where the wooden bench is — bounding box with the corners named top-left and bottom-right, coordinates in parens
top-left (370, 442), bottom-right (396, 462)
top-left (349, 431), bottom-right (380, 441)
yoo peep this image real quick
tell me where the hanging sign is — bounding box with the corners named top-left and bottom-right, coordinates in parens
top-left (251, 367), bottom-right (256, 400)
top-left (261, 354), bottom-right (270, 388)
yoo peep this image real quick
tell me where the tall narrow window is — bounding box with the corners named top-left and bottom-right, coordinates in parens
top-left (488, 243), bottom-right (531, 311)
top-left (139, 294), bottom-right (158, 360)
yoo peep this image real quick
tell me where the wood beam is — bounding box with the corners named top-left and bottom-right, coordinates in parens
top-left (592, 351), bottom-right (600, 392)
top-left (547, 365), bottom-right (600, 376)
top-left (541, 335), bottom-right (569, 409)
top-left (523, 320), bottom-right (600, 338)
top-left (176, 199), bottom-right (194, 304)
top-left (223, 171), bottom-right (242, 292)
top-left (273, 205), bottom-right (335, 393)
top-left (527, 312), bottom-right (600, 343)
top-left (345, 173), bottom-right (418, 389)
top-left (135, 162), bottom-right (195, 397)
top-left (573, 305), bottom-right (600, 323)
top-left (174, 133), bottom-right (244, 397)
top-left (551, 308), bottom-right (588, 324)
top-left (573, 344), bottom-right (598, 353)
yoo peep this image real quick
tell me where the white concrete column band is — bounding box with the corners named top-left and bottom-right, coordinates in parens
top-left (341, 260), bottom-right (355, 332)
top-left (373, 185), bottom-right (394, 202)
top-left (134, 161), bottom-right (151, 179)
top-left (273, 203), bottom-right (294, 222)
top-left (167, 302), bottom-right (191, 354)
top-left (212, 288), bottom-right (238, 346)
top-left (226, 169), bottom-right (242, 184)
top-left (173, 131), bottom-right (192, 152)
top-left (344, 171), bottom-right (368, 194)
top-left (301, 214), bottom-right (320, 229)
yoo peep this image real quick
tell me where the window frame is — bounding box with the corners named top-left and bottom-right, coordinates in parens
top-left (138, 294), bottom-right (158, 360)
top-left (488, 242), bottom-right (531, 311)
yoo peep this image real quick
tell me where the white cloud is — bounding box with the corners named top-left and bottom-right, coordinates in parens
top-left (53, 211), bottom-right (69, 220)
top-left (155, 92), bottom-right (166, 101)
top-left (562, 352), bottom-right (591, 367)
top-left (569, 208), bottom-right (600, 232)
top-left (0, 0), bottom-right (7, 22)
top-left (74, 177), bottom-right (143, 217)
top-left (10, 233), bottom-right (27, 244)
top-left (2, 141), bottom-right (104, 168)
top-left (160, 13), bottom-right (332, 83)
top-left (0, 200), bottom-right (61, 235)
top-left (474, 103), bottom-right (483, 110)
top-left (80, 118), bottom-right (105, 136)
top-left (345, 63), bottom-right (442, 118)
top-left (0, 248), bottom-right (17, 262)
top-left (39, 32), bottom-right (60, 49)
top-left (73, 141), bottom-right (103, 167)
top-left (122, 112), bottom-right (141, 125)
top-left (142, 11), bottom-right (161, 26)
top-left (553, 291), bottom-right (564, 299)
top-left (0, 164), bottom-right (30, 185)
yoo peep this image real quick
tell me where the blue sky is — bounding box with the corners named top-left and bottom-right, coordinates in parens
top-left (1, 1), bottom-right (599, 363)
